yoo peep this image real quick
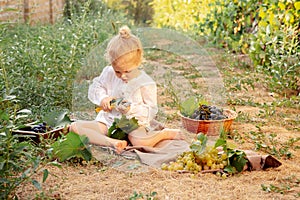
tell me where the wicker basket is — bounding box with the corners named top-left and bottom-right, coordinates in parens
top-left (179, 109), bottom-right (238, 136)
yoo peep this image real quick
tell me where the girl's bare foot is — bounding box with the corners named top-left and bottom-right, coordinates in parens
top-left (162, 128), bottom-right (185, 140)
top-left (114, 140), bottom-right (128, 154)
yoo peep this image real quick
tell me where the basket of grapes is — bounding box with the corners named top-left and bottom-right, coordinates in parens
top-left (179, 98), bottom-right (237, 136)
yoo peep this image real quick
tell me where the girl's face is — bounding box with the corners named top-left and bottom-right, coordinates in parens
top-left (112, 52), bottom-right (141, 83)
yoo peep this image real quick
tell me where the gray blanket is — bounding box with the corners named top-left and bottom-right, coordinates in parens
top-left (92, 140), bottom-right (281, 171)
top-left (124, 140), bottom-right (191, 168)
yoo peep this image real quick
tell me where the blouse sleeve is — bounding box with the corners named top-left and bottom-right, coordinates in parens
top-left (88, 67), bottom-right (110, 105)
top-left (127, 84), bottom-right (158, 126)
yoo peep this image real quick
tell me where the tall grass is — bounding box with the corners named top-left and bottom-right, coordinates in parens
top-left (0, 2), bottom-right (126, 118)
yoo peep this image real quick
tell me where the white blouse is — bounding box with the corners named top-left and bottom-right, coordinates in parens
top-left (88, 66), bottom-right (158, 128)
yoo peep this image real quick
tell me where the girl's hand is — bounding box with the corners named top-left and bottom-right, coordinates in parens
top-left (115, 99), bottom-right (131, 114)
top-left (100, 97), bottom-right (115, 112)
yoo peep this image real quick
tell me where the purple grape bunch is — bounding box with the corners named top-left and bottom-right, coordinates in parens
top-left (191, 105), bottom-right (228, 120)
top-left (32, 122), bottom-right (51, 133)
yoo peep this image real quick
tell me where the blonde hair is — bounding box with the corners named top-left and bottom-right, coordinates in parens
top-left (105, 26), bottom-right (143, 67)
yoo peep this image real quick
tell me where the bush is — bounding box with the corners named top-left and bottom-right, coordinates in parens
top-left (0, 2), bottom-right (127, 117)
top-left (101, 0), bottom-right (153, 26)
top-left (151, 0), bottom-right (211, 31)
top-left (198, 0), bottom-right (258, 54)
top-left (249, 1), bottom-right (300, 95)
top-left (198, 0), bottom-right (300, 96)
top-left (0, 96), bottom-right (51, 199)
top-left (149, 0), bottom-right (300, 96)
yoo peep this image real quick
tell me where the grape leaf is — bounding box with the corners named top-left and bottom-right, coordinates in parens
top-left (42, 169), bottom-right (49, 182)
top-left (32, 179), bottom-right (41, 190)
top-left (180, 97), bottom-right (209, 117)
top-left (116, 115), bottom-right (139, 133)
top-left (190, 133), bottom-right (208, 154)
top-left (107, 126), bottom-right (127, 140)
top-left (214, 138), bottom-right (226, 148)
top-left (108, 115), bottom-right (139, 140)
top-left (52, 131), bottom-right (92, 162)
top-left (224, 165), bottom-right (237, 174)
top-left (214, 137), bottom-right (247, 174)
top-left (227, 149), bottom-right (247, 173)
top-left (179, 96), bottom-right (198, 117)
top-left (43, 110), bottom-right (72, 128)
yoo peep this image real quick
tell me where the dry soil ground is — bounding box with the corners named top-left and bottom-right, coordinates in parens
top-left (17, 48), bottom-right (300, 200)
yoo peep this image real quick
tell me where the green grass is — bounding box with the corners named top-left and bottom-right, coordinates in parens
top-left (0, 6), bottom-right (126, 119)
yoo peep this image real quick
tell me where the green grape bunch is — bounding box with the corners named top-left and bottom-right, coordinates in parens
top-left (161, 145), bottom-right (228, 174)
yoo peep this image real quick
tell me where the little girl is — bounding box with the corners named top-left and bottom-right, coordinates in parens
top-left (70, 25), bottom-right (185, 153)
